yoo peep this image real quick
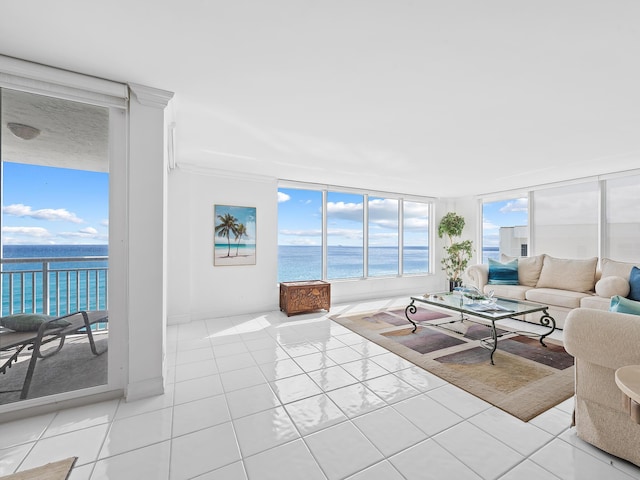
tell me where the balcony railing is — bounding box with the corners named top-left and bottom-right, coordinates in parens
top-left (1, 256), bottom-right (108, 318)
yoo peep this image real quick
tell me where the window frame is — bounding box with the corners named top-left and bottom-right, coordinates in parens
top-left (277, 181), bottom-right (434, 282)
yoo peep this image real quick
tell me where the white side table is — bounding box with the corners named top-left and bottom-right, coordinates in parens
top-left (615, 365), bottom-right (640, 424)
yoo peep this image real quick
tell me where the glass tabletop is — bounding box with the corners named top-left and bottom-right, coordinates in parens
top-left (412, 291), bottom-right (548, 320)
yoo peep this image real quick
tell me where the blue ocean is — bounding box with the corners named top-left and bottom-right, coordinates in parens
top-left (278, 245), bottom-right (430, 283)
top-left (1, 245), bottom-right (108, 316)
top-left (278, 245), bottom-right (500, 283)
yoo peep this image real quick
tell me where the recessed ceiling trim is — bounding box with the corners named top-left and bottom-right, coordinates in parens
top-left (0, 55), bottom-right (128, 109)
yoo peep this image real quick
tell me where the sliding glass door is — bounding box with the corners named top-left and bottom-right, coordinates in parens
top-left (0, 88), bottom-right (110, 405)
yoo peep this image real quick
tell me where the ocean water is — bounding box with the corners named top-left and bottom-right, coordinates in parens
top-left (278, 245), bottom-right (500, 283)
top-left (278, 245), bottom-right (431, 283)
top-left (1, 245), bottom-right (108, 316)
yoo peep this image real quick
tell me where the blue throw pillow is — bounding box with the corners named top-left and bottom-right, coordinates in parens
top-left (610, 295), bottom-right (640, 316)
top-left (628, 266), bottom-right (640, 301)
top-left (488, 258), bottom-right (519, 285)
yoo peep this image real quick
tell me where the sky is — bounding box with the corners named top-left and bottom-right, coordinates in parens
top-left (277, 188), bottom-right (429, 247)
top-left (482, 198), bottom-right (528, 248)
top-left (1, 162), bottom-right (109, 245)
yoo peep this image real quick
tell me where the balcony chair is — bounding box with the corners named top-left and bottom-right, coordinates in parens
top-left (0, 310), bottom-right (108, 399)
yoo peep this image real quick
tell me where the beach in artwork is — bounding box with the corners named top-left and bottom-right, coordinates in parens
top-left (214, 205), bottom-right (257, 266)
top-left (214, 244), bottom-right (256, 266)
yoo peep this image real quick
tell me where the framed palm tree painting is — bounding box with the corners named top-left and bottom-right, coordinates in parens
top-left (214, 205), bottom-right (256, 266)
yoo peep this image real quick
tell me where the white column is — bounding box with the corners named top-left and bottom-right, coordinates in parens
top-left (126, 83), bottom-right (174, 401)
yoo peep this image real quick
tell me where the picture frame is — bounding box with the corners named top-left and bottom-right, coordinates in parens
top-left (214, 205), bottom-right (256, 266)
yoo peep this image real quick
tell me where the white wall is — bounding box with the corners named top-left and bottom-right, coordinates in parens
top-left (167, 168), bottom-right (279, 323)
top-left (167, 167), bottom-right (454, 324)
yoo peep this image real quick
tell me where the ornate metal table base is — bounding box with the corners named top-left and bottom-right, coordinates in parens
top-left (405, 297), bottom-right (556, 365)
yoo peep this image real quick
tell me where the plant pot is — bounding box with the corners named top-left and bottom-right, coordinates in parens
top-left (449, 279), bottom-right (463, 292)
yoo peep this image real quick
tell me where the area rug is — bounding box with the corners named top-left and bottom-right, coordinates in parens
top-left (330, 306), bottom-right (574, 422)
top-left (0, 457), bottom-right (77, 480)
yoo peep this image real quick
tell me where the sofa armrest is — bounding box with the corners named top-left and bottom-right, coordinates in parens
top-left (564, 308), bottom-right (640, 370)
top-left (466, 264), bottom-right (489, 291)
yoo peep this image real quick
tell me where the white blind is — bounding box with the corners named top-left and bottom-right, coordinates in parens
top-left (532, 182), bottom-right (599, 258)
top-left (605, 174), bottom-right (640, 262)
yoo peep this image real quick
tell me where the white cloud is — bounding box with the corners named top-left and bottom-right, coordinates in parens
top-left (404, 202), bottom-right (430, 217)
top-left (3, 204), bottom-right (83, 223)
top-left (327, 201), bottom-right (363, 222)
top-left (483, 220), bottom-right (500, 231)
top-left (368, 199), bottom-right (399, 230)
top-left (499, 198), bottom-right (528, 213)
top-left (277, 192), bottom-right (291, 203)
top-left (60, 227), bottom-right (103, 240)
top-left (280, 229), bottom-right (322, 236)
top-left (101, 219), bottom-right (109, 227)
top-left (404, 217), bottom-right (429, 229)
top-left (327, 228), bottom-right (363, 240)
top-left (2, 226), bottom-right (52, 238)
top-left (287, 238), bottom-right (320, 246)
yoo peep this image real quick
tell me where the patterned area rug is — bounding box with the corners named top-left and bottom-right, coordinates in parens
top-left (2, 457), bottom-right (77, 479)
top-left (330, 306), bottom-right (574, 422)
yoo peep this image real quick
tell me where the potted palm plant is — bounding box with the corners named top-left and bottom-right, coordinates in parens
top-left (438, 212), bottom-right (473, 291)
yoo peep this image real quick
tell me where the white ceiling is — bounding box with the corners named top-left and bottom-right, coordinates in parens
top-left (1, 0), bottom-right (639, 197)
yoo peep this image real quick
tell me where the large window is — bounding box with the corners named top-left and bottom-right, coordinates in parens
top-left (1, 87), bottom-right (110, 406)
top-left (533, 182), bottom-right (599, 258)
top-left (605, 174), bottom-right (640, 262)
top-left (482, 197), bottom-right (528, 262)
top-left (277, 186), bottom-right (431, 282)
top-left (277, 188), bottom-right (322, 282)
top-left (368, 197), bottom-right (399, 277)
top-left (403, 201), bottom-right (430, 274)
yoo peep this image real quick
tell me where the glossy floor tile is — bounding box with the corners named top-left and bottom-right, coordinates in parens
top-left (1, 296), bottom-right (640, 480)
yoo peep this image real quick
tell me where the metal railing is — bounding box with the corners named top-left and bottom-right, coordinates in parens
top-left (1, 256), bottom-right (108, 318)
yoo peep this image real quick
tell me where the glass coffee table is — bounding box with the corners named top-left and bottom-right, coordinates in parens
top-left (405, 292), bottom-right (556, 365)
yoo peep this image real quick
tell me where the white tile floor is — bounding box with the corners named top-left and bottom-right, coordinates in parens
top-left (2, 297), bottom-right (640, 479)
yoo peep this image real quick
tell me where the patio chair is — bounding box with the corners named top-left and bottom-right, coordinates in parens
top-left (0, 310), bottom-right (108, 399)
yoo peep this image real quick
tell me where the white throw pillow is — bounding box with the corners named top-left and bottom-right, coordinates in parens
top-left (501, 254), bottom-right (544, 287)
top-left (600, 258), bottom-right (637, 279)
top-left (595, 276), bottom-right (630, 298)
top-left (536, 255), bottom-right (598, 293)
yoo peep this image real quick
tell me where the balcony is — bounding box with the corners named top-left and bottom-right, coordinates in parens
top-left (1, 255), bottom-right (108, 321)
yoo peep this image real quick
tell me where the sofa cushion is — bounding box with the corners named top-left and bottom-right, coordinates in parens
top-left (487, 258), bottom-right (519, 285)
top-left (580, 295), bottom-right (611, 311)
top-left (610, 295), bottom-right (640, 316)
top-left (600, 258), bottom-right (637, 279)
top-left (525, 288), bottom-right (588, 309)
top-left (501, 254), bottom-right (544, 287)
top-left (483, 284), bottom-right (532, 300)
top-left (536, 255), bottom-right (597, 293)
top-left (595, 276), bottom-right (630, 298)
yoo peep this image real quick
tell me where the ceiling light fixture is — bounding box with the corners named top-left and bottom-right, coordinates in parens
top-left (7, 122), bottom-right (41, 140)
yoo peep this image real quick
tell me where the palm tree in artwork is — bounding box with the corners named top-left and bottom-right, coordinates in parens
top-left (234, 223), bottom-right (248, 256)
top-left (215, 213), bottom-right (239, 257)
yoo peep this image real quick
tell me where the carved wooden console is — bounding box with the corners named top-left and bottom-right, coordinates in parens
top-left (279, 280), bottom-right (330, 317)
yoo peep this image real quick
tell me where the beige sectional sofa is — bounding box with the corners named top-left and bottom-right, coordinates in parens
top-left (564, 308), bottom-right (640, 467)
top-left (466, 255), bottom-right (638, 329)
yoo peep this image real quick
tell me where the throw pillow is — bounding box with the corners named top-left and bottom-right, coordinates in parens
top-left (536, 255), bottom-right (598, 293)
top-left (501, 254), bottom-right (544, 287)
top-left (0, 314), bottom-right (71, 332)
top-left (629, 266), bottom-right (640, 301)
top-left (595, 276), bottom-right (630, 298)
top-left (610, 295), bottom-right (640, 316)
top-left (600, 258), bottom-right (637, 279)
top-left (488, 258), bottom-right (519, 285)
